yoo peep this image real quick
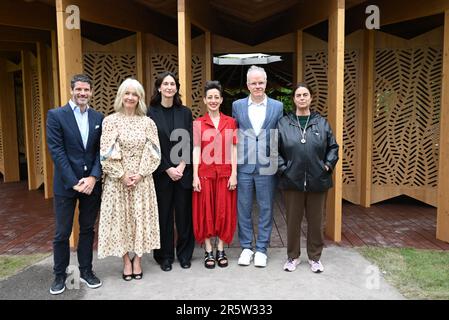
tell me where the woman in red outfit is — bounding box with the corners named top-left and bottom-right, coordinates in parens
top-left (192, 80), bottom-right (238, 269)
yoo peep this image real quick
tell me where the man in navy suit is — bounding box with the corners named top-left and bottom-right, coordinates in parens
top-left (232, 66), bottom-right (283, 268)
top-left (46, 74), bottom-right (103, 294)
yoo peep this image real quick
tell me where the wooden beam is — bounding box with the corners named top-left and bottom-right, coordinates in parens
top-left (178, 0), bottom-right (192, 107)
top-left (189, 0), bottom-right (221, 33)
top-left (212, 33), bottom-right (296, 54)
top-left (437, 10), bottom-right (449, 243)
top-left (360, 30), bottom-right (375, 207)
top-left (5, 60), bottom-right (21, 73)
top-left (56, 0), bottom-right (83, 248)
top-left (282, 0), bottom-right (334, 32)
top-left (0, 26), bottom-right (51, 44)
top-left (37, 42), bottom-right (53, 199)
top-left (0, 58), bottom-right (20, 182)
top-left (0, 0), bottom-right (55, 30)
top-left (21, 50), bottom-right (39, 190)
top-left (376, 0), bottom-right (449, 26)
top-left (68, 0), bottom-right (174, 36)
top-left (295, 30), bottom-right (304, 83)
top-left (136, 32), bottom-right (147, 88)
top-left (0, 41), bottom-right (36, 53)
top-left (325, 0), bottom-right (345, 242)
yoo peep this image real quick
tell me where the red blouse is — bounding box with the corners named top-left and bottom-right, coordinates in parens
top-left (193, 112), bottom-right (238, 178)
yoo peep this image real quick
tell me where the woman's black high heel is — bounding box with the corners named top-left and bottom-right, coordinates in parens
top-left (122, 257), bottom-right (133, 281)
top-left (216, 250), bottom-right (228, 268)
top-left (122, 273), bottom-right (133, 281)
top-left (204, 251), bottom-right (215, 269)
top-left (132, 256), bottom-right (143, 280)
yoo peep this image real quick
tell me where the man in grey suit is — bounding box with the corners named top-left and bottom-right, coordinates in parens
top-left (232, 65), bottom-right (283, 267)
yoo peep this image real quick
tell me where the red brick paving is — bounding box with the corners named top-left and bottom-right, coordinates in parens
top-left (1, 181), bottom-right (448, 255)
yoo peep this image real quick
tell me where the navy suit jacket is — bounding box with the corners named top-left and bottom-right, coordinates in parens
top-left (46, 103), bottom-right (104, 197)
top-left (232, 97), bottom-right (283, 175)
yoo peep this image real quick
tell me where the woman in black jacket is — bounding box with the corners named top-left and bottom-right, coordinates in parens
top-left (277, 82), bottom-right (339, 273)
top-left (147, 71), bottom-right (195, 272)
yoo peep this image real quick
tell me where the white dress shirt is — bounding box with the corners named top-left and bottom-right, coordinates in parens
top-left (69, 99), bottom-right (89, 149)
top-left (247, 95), bottom-right (267, 136)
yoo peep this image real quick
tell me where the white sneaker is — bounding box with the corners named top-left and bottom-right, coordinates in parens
top-left (308, 259), bottom-right (324, 273)
top-left (283, 258), bottom-right (300, 272)
top-left (254, 252), bottom-right (268, 267)
top-left (238, 249), bottom-right (254, 266)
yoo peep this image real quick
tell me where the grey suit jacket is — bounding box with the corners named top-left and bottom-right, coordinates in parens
top-left (232, 97), bottom-right (283, 175)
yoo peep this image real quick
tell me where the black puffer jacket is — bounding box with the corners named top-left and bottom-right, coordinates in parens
top-left (277, 111), bottom-right (339, 192)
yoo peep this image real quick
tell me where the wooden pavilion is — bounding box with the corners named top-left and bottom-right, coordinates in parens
top-left (0, 0), bottom-right (448, 244)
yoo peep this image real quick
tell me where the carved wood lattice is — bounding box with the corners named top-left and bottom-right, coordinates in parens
top-left (150, 54), bottom-right (204, 119)
top-left (373, 47), bottom-right (441, 188)
top-left (31, 66), bottom-right (44, 183)
top-left (304, 50), bottom-right (360, 186)
top-left (83, 53), bottom-right (137, 115)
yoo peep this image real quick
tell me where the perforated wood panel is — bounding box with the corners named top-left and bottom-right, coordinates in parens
top-left (150, 54), bottom-right (178, 80)
top-left (31, 65), bottom-right (44, 184)
top-left (150, 54), bottom-right (204, 119)
top-left (372, 48), bottom-right (441, 195)
top-left (83, 53), bottom-right (137, 115)
top-left (304, 50), bottom-right (360, 189)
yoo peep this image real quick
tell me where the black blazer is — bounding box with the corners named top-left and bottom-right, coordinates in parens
top-left (46, 103), bottom-right (104, 197)
top-left (147, 104), bottom-right (193, 189)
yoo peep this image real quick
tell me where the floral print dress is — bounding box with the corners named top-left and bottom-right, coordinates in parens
top-left (98, 112), bottom-right (161, 258)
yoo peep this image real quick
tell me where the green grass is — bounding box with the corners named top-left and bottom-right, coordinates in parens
top-left (0, 254), bottom-right (50, 280)
top-left (357, 247), bottom-right (449, 300)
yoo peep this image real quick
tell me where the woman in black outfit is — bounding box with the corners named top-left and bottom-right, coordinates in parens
top-left (147, 71), bottom-right (195, 271)
top-left (277, 82), bottom-right (339, 273)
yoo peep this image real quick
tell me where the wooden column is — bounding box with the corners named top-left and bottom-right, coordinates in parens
top-left (204, 30), bottom-right (212, 115)
top-left (0, 58), bottom-right (20, 182)
top-left (205, 31), bottom-right (212, 81)
top-left (437, 10), bottom-right (449, 243)
top-left (295, 30), bottom-right (303, 84)
top-left (360, 30), bottom-right (375, 208)
top-left (37, 42), bottom-right (54, 199)
top-left (56, 0), bottom-right (83, 248)
top-left (21, 50), bottom-right (39, 190)
top-left (177, 0), bottom-right (192, 107)
top-left (136, 32), bottom-right (147, 88)
top-left (325, 0), bottom-right (345, 242)
top-left (51, 30), bottom-right (60, 107)
top-left (56, 0), bottom-right (82, 103)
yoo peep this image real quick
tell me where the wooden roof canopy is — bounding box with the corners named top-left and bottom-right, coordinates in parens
top-left (0, 0), bottom-right (446, 48)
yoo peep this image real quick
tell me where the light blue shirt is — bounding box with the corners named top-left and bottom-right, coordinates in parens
top-left (69, 99), bottom-right (89, 149)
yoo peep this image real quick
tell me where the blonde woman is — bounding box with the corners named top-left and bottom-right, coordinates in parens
top-left (98, 78), bottom-right (161, 281)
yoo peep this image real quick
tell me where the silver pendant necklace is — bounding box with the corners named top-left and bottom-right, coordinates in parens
top-left (296, 114), bottom-right (310, 144)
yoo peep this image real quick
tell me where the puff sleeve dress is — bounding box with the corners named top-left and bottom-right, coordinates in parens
top-left (98, 113), bottom-right (161, 258)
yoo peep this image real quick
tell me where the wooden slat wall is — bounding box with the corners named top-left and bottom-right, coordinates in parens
top-left (0, 58), bottom-right (20, 182)
top-left (21, 50), bottom-right (40, 190)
